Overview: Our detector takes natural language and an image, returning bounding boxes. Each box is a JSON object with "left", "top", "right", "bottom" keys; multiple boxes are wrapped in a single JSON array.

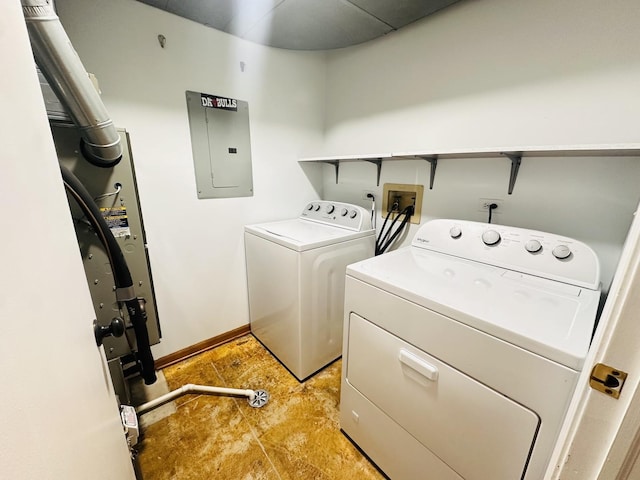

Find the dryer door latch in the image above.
[{"left": 589, "top": 363, "right": 627, "bottom": 399}]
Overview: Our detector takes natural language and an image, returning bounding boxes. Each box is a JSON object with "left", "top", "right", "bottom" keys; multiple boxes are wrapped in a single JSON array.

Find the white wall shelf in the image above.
[
  {"left": 300, "top": 145, "right": 640, "bottom": 194},
  {"left": 303, "top": 154, "right": 392, "bottom": 186}
]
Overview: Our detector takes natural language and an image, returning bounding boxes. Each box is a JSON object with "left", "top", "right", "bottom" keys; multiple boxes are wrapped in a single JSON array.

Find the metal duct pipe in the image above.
[{"left": 22, "top": 0, "right": 122, "bottom": 167}]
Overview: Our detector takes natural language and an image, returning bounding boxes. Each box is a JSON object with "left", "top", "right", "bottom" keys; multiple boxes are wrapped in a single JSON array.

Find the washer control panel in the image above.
[
  {"left": 301, "top": 201, "right": 372, "bottom": 231},
  {"left": 414, "top": 219, "right": 600, "bottom": 290}
]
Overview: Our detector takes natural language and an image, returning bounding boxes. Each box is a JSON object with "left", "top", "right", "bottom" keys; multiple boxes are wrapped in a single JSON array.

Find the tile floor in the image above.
[{"left": 135, "top": 334, "right": 386, "bottom": 480}]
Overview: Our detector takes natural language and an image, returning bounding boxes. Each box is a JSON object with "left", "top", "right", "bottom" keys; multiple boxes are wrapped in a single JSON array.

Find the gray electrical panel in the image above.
[
  {"left": 186, "top": 90, "right": 253, "bottom": 199},
  {"left": 53, "top": 126, "right": 161, "bottom": 365}
]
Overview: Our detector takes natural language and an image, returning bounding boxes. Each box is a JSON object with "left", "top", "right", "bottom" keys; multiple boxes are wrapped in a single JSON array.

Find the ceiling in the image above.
[{"left": 136, "top": 0, "right": 462, "bottom": 50}]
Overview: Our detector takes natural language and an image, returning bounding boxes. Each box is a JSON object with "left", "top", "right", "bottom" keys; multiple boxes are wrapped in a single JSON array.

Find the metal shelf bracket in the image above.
[
  {"left": 321, "top": 160, "right": 340, "bottom": 184},
  {"left": 419, "top": 156, "right": 438, "bottom": 190},
  {"left": 364, "top": 158, "right": 383, "bottom": 186},
  {"left": 501, "top": 152, "right": 522, "bottom": 195}
]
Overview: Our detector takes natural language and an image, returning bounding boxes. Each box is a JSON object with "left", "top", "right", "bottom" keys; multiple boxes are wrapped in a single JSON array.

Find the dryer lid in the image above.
[{"left": 346, "top": 247, "right": 601, "bottom": 370}]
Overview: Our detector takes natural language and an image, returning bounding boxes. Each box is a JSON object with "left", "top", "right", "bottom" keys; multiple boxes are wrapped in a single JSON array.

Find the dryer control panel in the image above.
[
  {"left": 412, "top": 219, "right": 600, "bottom": 290},
  {"left": 301, "top": 201, "right": 372, "bottom": 232}
]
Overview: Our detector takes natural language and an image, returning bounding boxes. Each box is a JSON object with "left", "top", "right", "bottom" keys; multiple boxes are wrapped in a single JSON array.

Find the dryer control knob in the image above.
[
  {"left": 340, "top": 208, "right": 348, "bottom": 217},
  {"left": 326, "top": 204, "right": 335, "bottom": 214},
  {"left": 525, "top": 239, "right": 542, "bottom": 253},
  {"left": 449, "top": 225, "right": 462, "bottom": 239},
  {"left": 314, "top": 204, "right": 321, "bottom": 211},
  {"left": 482, "top": 229, "right": 501, "bottom": 246},
  {"left": 306, "top": 204, "right": 314, "bottom": 211},
  {"left": 552, "top": 245, "right": 572, "bottom": 259},
  {"left": 349, "top": 210, "right": 358, "bottom": 219}
]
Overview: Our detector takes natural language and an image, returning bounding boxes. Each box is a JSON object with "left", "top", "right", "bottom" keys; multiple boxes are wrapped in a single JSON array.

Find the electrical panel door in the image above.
[{"left": 186, "top": 90, "right": 253, "bottom": 199}]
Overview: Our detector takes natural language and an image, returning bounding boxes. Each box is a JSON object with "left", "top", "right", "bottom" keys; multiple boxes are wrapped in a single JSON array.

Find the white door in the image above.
[
  {"left": 0, "top": 3, "right": 136, "bottom": 479},
  {"left": 547, "top": 204, "right": 640, "bottom": 479}
]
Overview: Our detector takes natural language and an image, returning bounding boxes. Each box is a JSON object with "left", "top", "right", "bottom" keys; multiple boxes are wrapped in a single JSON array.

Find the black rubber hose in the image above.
[
  {"left": 60, "top": 165, "right": 157, "bottom": 384},
  {"left": 375, "top": 208, "right": 395, "bottom": 255},
  {"left": 377, "top": 205, "right": 413, "bottom": 255},
  {"left": 124, "top": 298, "right": 156, "bottom": 385},
  {"left": 378, "top": 205, "right": 414, "bottom": 255},
  {"left": 61, "top": 165, "right": 131, "bottom": 284}
]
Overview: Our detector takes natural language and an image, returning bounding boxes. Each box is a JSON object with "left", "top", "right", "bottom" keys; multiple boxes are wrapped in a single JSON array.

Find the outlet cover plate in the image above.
[
  {"left": 477, "top": 198, "right": 504, "bottom": 213},
  {"left": 361, "top": 189, "right": 377, "bottom": 200}
]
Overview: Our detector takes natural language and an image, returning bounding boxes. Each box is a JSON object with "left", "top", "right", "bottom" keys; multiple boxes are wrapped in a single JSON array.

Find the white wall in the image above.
[
  {"left": 318, "top": 0, "right": 640, "bottom": 292},
  {"left": 1, "top": 2, "right": 135, "bottom": 478},
  {"left": 323, "top": 0, "right": 640, "bottom": 153},
  {"left": 56, "top": 0, "right": 326, "bottom": 357}
]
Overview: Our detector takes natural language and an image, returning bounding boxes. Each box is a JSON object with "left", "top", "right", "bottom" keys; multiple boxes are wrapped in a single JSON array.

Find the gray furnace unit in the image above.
[{"left": 53, "top": 125, "right": 161, "bottom": 402}]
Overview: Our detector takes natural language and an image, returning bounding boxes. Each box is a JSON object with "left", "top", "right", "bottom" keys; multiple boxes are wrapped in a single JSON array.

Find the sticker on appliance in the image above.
[{"left": 100, "top": 207, "right": 130, "bottom": 238}]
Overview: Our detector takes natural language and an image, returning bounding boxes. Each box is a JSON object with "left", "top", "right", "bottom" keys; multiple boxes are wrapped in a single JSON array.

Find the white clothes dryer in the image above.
[
  {"left": 245, "top": 201, "right": 375, "bottom": 381},
  {"left": 340, "top": 219, "right": 601, "bottom": 480}
]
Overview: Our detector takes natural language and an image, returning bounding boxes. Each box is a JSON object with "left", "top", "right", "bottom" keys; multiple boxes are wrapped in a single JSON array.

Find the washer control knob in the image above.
[
  {"left": 349, "top": 210, "right": 358, "bottom": 219},
  {"left": 314, "top": 204, "right": 321, "bottom": 211},
  {"left": 449, "top": 225, "right": 462, "bottom": 239},
  {"left": 525, "top": 239, "right": 542, "bottom": 253},
  {"left": 552, "top": 245, "right": 572, "bottom": 259},
  {"left": 307, "top": 204, "right": 314, "bottom": 211},
  {"left": 482, "top": 229, "right": 501, "bottom": 246},
  {"left": 340, "top": 208, "right": 348, "bottom": 217},
  {"left": 326, "top": 204, "right": 335, "bottom": 214}
]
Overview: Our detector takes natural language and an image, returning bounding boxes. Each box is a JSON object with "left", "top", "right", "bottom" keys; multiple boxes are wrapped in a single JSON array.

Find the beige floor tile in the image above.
[{"left": 137, "top": 335, "right": 385, "bottom": 480}]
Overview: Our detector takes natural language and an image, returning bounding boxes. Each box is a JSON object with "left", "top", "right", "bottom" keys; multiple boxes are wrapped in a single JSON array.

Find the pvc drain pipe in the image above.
[{"left": 136, "top": 384, "right": 269, "bottom": 415}]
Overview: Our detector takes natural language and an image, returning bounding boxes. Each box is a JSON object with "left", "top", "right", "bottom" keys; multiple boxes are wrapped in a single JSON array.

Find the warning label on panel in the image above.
[{"left": 100, "top": 207, "right": 130, "bottom": 238}]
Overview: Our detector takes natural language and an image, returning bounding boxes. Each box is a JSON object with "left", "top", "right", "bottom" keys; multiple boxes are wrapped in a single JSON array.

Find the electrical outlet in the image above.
[
  {"left": 477, "top": 198, "right": 504, "bottom": 213},
  {"left": 362, "top": 190, "right": 376, "bottom": 200}
]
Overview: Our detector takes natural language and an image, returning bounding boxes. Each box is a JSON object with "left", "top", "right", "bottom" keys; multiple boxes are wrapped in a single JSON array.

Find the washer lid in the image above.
[
  {"left": 347, "top": 247, "right": 601, "bottom": 370},
  {"left": 245, "top": 218, "right": 374, "bottom": 251}
]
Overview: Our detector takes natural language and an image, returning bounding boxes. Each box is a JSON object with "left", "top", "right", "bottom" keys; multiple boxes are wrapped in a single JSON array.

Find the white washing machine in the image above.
[
  {"left": 245, "top": 201, "right": 375, "bottom": 381},
  {"left": 340, "top": 219, "right": 601, "bottom": 480}
]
